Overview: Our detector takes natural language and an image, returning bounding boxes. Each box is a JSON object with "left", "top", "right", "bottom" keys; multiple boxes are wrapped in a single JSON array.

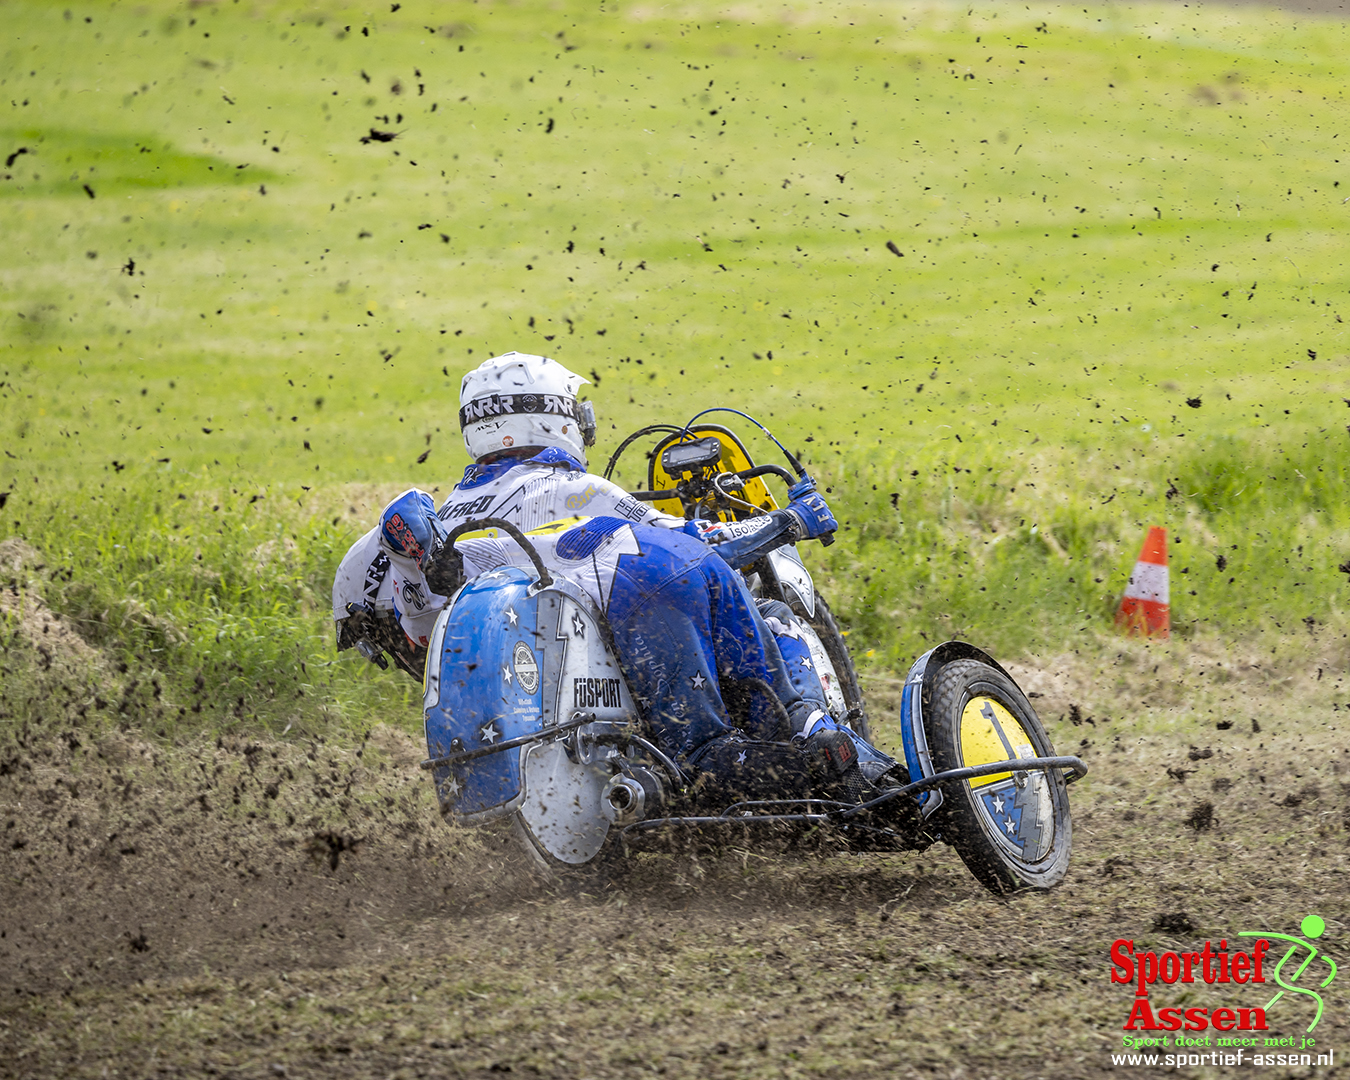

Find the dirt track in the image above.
[{"left": 4, "top": 635, "right": 1348, "bottom": 1078}]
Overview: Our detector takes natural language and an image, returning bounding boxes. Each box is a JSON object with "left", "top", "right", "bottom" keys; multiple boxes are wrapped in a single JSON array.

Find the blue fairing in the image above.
[
  {"left": 897, "top": 640, "right": 1014, "bottom": 820},
  {"left": 898, "top": 647, "right": 941, "bottom": 817},
  {"left": 424, "top": 567, "right": 545, "bottom": 819}
]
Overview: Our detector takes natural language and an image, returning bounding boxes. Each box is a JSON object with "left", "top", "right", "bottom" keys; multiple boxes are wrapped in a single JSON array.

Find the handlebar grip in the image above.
[{"left": 819, "top": 531, "right": 836, "bottom": 547}]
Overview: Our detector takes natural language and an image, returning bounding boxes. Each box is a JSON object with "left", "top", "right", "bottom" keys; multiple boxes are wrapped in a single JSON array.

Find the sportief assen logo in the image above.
[
  {"left": 1109, "top": 916, "right": 1337, "bottom": 1065},
  {"left": 1112, "top": 936, "right": 1272, "bottom": 1033}
]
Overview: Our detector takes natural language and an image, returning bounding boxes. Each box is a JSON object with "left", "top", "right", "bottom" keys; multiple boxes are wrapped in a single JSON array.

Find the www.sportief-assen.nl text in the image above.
[{"left": 1111, "top": 1048, "right": 1334, "bottom": 1068}]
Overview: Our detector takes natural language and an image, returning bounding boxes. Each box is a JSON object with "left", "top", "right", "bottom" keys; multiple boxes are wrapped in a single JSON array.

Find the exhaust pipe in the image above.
[
  {"left": 602, "top": 775, "right": 646, "bottom": 825},
  {"left": 602, "top": 766, "right": 665, "bottom": 826}
]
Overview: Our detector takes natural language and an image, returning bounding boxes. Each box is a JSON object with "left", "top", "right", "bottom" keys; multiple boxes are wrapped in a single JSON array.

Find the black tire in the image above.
[
  {"left": 926, "top": 658, "right": 1072, "bottom": 894},
  {"left": 798, "top": 594, "right": 871, "bottom": 743}
]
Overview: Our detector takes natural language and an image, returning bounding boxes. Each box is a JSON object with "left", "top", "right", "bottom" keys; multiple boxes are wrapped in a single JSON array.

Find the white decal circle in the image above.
[{"left": 513, "top": 642, "right": 539, "bottom": 694}]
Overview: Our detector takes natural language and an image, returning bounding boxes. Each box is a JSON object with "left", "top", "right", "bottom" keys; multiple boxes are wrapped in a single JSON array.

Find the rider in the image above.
[
  {"left": 331, "top": 488, "right": 447, "bottom": 679},
  {"left": 334, "top": 351, "right": 906, "bottom": 803},
  {"left": 442, "top": 351, "right": 847, "bottom": 719}
]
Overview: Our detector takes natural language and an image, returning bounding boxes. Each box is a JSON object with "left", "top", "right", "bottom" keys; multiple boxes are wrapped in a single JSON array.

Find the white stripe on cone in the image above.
[{"left": 1124, "top": 561, "right": 1169, "bottom": 605}]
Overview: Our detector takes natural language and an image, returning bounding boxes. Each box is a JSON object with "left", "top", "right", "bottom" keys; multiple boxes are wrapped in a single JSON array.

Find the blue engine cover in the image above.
[
  {"left": 422, "top": 566, "right": 636, "bottom": 822},
  {"left": 423, "top": 568, "right": 545, "bottom": 820}
]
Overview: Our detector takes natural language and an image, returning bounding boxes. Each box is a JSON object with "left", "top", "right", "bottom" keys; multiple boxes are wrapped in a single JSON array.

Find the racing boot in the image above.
[
  {"left": 795, "top": 710, "right": 913, "bottom": 819},
  {"left": 799, "top": 725, "right": 869, "bottom": 804}
]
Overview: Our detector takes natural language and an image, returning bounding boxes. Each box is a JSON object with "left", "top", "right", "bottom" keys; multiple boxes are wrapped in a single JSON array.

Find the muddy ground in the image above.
[{"left": 4, "top": 608, "right": 1350, "bottom": 1080}]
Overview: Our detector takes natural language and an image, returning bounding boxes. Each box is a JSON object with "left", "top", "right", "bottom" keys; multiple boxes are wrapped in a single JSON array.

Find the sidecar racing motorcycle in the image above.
[{"left": 418, "top": 413, "right": 1086, "bottom": 895}]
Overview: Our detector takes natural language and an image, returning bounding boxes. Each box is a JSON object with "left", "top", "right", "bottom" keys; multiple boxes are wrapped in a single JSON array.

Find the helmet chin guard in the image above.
[{"left": 460, "top": 352, "right": 594, "bottom": 463}]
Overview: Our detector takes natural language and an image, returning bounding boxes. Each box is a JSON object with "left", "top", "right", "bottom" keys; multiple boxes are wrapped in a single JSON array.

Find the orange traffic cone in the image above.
[{"left": 1115, "top": 527, "right": 1170, "bottom": 639}]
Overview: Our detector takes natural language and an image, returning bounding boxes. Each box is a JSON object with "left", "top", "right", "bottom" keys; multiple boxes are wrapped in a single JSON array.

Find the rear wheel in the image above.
[{"left": 926, "top": 659, "right": 1072, "bottom": 894}]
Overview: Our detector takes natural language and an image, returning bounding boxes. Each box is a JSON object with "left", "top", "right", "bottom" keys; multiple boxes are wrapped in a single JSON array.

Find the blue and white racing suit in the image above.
[
  {"left": 452, "top": 515, "right": 813, "bottom": 762},
  {"left": 438, "top": 446, "right": 669, "bottom": 534}
]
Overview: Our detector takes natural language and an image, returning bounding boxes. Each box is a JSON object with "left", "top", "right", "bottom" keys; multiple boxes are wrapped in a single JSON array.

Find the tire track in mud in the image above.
[
  {"left": 0, "top": 722, "right": 959, "bottom": 1000},
  {"left": 0, "top": 725, "right": 496, "bottom": 996}
]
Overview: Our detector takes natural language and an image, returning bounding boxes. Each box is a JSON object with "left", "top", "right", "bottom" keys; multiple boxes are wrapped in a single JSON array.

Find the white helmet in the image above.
[{"left": 459, "top": 351, "right": 596, "bottom": 463}]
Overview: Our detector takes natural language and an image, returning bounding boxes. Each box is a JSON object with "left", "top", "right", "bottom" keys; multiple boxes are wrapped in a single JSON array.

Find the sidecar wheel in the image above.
[
  {"left": 795, "top": 595, "right": 871, "bottom": 743},
  {"left": 927, "top": 659, "right": 1072, "bottom": 894}
]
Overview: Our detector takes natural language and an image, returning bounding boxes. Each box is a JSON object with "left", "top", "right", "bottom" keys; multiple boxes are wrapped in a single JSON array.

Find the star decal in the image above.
[
  {"left": 798, "top": 656, "right": 814, "bottom": 671},
  {"left": 736, "top": 750, "right": 748, "bottom": 765},
  {"left": 690, "top": 672, "right": 707, "bottom": 690},
  {"left": 445, "top": 773, "right": 462, "bottom": 797},
  {"left": 1003, "top": 816, "right": 1017, "bottom": 836},
  {"left": 571, "top": 612, "right": 586, "bottom": 638},
  {"left": 504, "top": 606, "right": 519, "bottom": 627},
  {"left": 992, "top": 793, "right": 1005, "bottom": 814},
  {"left": 502, "top": 663, "right": 514, "bottom": 685},
  {"left": 479, "top": 721, "right": 501, "bottom": 744}
]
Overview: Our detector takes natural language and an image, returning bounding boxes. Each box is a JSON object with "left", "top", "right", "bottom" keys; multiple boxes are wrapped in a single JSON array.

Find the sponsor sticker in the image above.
[{"left": 512, "top": 642, "right": 539, "bottom": 694}]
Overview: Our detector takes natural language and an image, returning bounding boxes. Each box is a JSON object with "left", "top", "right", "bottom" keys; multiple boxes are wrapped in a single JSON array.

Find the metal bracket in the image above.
[{"left": 420, "top": 712, "right": 595, "bottom": 770}]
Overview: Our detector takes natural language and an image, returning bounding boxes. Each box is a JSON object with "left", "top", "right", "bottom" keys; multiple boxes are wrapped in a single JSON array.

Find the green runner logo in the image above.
[{"left": 1238, "top": 915, "right": 1337, "bottom": 1033}]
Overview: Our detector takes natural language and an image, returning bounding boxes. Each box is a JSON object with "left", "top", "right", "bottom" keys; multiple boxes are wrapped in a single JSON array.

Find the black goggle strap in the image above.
[{"left": 459, "top": 392, "right": 582, "bottom": 429}]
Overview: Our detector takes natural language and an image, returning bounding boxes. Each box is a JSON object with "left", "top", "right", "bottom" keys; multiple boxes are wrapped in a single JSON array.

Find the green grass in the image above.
[
  {"left": 822, "top": 429, "right": 1350, "bottom": 665},
  {"left": 3, "top": 0, "right": 1349, "bottom": 736}
]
